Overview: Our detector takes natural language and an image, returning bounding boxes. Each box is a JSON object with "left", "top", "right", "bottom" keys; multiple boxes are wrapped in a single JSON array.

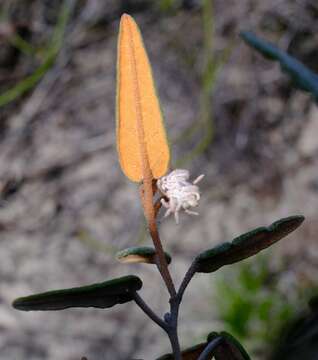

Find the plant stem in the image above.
[
  {"left": 167, "top": 297, "right": 182, "bottom": 360},
  {"left": 133, "top": 292, "right": 168, "bottom": 331},
  {"left": 139, "top": 184, "right": 176, "bottom": 298},
  {"left": 134, "top": 289, "right": 183, "bottom": 359},
  {"left": 197, "top": 337, "right": 223, "bottom": 360},
  {"left": 167, "top": 328, "right": 182, "bottom": 360},
  {"left": 177, "top": 261, "right": 198, "bottom": 302},
  {"left": 139, "top": 179, "right": 182, "bottom": 358},
  {"left": 163, "top": 263, "right": 198, "bottom": 359},
  {"left": 139, "top": 181, "right": 180, "bottom": 356},
  {"left": 150, "top": 222, "right": 177, "bottom": 297}
]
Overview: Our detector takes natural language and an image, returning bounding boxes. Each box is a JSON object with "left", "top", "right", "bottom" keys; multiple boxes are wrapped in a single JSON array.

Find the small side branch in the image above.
[
  {"left": 133, "top": 292, "right": 168, "bottom": 332},
  {"left": 177, "top": 261, "right": 198, "bottom": 302}
]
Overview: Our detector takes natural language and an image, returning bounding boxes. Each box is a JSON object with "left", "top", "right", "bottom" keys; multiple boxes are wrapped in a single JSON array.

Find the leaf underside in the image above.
[
  {"left": 12, "top": 275, "right": 142, "bottom": 311},
  {"left": 240, "top": 31, "right": 318, "bottom": 101},
  {"left": 196, "top": 215, "right": 304, "bottom": 273},
  {"left": 116, "top": 246, "right": 172, "bottom": 265},
  {"left": 116, "top": 14, "right": 170, "bottom": 182}
]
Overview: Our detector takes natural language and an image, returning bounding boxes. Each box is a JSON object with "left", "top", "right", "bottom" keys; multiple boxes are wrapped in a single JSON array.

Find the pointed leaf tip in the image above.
[
  {"left": 116, "top": 13, "right": 170, "bottom": 182},
  {"left": 12, "top": 275, "right": 142, "bottom": 311}
]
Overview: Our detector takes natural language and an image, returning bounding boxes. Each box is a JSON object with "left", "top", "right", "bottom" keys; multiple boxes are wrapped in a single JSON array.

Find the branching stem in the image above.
[
  {"left": 133, "top": 292, "right": 167, "bottom": 331},
  {"left": 139, "top": 184, "right": 176, "bottom": 298},
  {"left": 139, "top": 181, "right": 181, "bottom": 358},
  {"left": 177, "top": 261, "right": 198, "bottom": 302}
]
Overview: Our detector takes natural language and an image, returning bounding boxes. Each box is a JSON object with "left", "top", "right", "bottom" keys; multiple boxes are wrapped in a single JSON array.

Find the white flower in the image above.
[{"left": 157, "top": 169, "right": 204, "bottom": 224}]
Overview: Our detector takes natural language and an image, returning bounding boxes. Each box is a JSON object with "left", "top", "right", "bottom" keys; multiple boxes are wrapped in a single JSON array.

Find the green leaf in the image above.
[
  {"left": 196, "top": 216, "right": 304, "bottom": 273},
  {"left": 272, "top": 297, "right": 318, "bottom": 360},
  {"left": 207, "top": 332, "right": 250, "bottom": 360},
  {"left": 240, "top": 31, "right": 318, "bottom": 101},
  {"left": 12, "top": 275, "right": 142, "bottom": 311},
  {"left": 116, "top": 246, "right": 171, "bottom": 265}
]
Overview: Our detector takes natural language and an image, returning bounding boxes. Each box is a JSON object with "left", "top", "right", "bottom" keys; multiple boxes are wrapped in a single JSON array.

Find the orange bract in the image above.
[{"left": 116, "top": 14, "right": 170, "bottom": 182}]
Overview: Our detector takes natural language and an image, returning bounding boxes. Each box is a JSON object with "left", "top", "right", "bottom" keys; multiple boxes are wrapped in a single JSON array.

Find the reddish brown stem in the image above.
[
  {"left": 154, "top": 195, "right": 168, "bottom": 217},
  {"left": 139, "top": 183, "right": 176, "bottom": 298}
]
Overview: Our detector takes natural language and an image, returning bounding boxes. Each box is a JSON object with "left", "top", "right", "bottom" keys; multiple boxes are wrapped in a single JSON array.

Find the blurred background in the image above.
[{"left": 0, "top": 0, "right": 318, "bottom": 359}]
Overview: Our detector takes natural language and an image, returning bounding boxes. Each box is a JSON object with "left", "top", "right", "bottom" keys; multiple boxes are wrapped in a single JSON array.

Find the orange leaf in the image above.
[{"left": 116, "top": 14, "right": 170, "bottom": 182}]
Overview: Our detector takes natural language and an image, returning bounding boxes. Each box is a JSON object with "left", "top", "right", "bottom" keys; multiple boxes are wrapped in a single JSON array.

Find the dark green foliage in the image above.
[
  {"left": 271, "top": 296, "right": 318, "bottom": 360},
  {"left": 240, "top": 32, "right": 318, "bottom": 101},
  {"left": 12, "top": 275, "right": 142, "bottom": 311},
  {"left": 116, "top": 246, "right": 172, "bottom": 265},
  {"left": 309, "top": 295, "right": 318, "bottom": 310},
  {"left": 215, "top": 258, "right": 273, "bottom": 341},
  {"left": 195, "top": 215, "right": 304, "bottom": 273},
  {"left": 214, "top": 254, "right": 314, "bottom": 357}
]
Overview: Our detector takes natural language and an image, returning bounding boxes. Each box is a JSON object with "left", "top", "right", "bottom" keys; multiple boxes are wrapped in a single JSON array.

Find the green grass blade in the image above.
[
  {"left": 0, "top": 0, "right": 71, "bottom": 108},
  {"left": 240, "top": 31, "right": 318, "bottom": 100}
]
